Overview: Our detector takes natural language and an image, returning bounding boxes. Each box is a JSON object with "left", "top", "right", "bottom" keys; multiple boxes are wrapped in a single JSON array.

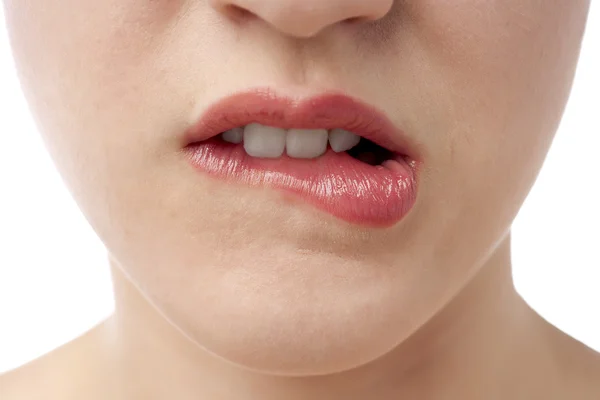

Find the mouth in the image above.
[{"left": 182, "top": 89, "right": 421, "bottom": 227}]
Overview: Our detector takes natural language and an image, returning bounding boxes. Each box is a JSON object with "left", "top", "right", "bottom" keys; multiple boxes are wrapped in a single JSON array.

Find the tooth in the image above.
[
  {"left": 243, "top": 123, "right": 286, "bottom": 158},
  {"left": 222, "top": 127, "right": 243, "bottom": 144},
  {"left": 286, "top": 129, "right": 328, "bottom": 159},
  {"left": 329, "top": 129, "right": 361, "bottom": 153}
]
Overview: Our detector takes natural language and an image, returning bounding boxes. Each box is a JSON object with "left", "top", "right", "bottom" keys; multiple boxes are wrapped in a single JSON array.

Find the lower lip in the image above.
[{"left": 185, "top": 139, "right": 419, "bottom": 227}]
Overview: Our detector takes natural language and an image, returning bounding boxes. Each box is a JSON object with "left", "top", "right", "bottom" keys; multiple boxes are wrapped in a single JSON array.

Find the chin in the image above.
[{"left": 140, "top": 252, "right": 430, "bottom": 377}]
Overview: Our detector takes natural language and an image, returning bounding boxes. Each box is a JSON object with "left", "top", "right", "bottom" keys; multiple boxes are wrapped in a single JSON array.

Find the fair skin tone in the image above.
[{"left": 1, "top": 0, "right": 599, "bottom": 398}]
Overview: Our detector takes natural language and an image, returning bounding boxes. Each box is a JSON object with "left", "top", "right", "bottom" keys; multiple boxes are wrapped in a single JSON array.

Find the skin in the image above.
[{"left": 1, "top": 0, "right": 599, "bottom": 398}]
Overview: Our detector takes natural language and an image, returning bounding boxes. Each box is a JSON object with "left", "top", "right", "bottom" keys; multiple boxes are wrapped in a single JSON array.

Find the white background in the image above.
[{"left": 0, "top": 3, "right": 599, "bottom": 374}]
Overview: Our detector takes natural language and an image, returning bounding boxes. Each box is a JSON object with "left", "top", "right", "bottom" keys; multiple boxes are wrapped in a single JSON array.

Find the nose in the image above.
[{"left": 210, "top": 0, "right": 394, "bottom": 38}]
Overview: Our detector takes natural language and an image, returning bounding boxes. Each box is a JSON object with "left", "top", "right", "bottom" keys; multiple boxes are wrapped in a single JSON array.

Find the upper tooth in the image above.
[
  {"left": 243, "top": 123, "right": 286, "bottom": 158},
  {"left": 286, "top": 129, "right": 328, "bottom": 159},
  {"left": 222, "top": 127, "right": 244, "bottom": 144},
  {"left": 328, "top": 129, "right": 361, "bottom": 153},
  {"left": 231, "top": 125, "right": 362, "bottom": 158}
]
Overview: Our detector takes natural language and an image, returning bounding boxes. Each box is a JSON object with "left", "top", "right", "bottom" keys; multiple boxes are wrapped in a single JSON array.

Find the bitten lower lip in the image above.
[{"left": 182, "top": 89, "right": 421, "bottom": 227}]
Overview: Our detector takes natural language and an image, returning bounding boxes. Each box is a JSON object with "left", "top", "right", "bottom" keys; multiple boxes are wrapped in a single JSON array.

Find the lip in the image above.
[
  {"left": 182, "top": 88, "right": 421, "bottom": 227},
  {"left": 184, "top": 88, "right": 421, "bottom": 160}
]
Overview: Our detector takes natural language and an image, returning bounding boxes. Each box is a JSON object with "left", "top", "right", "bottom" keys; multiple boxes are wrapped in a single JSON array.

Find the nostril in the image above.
[
  {"left": 341, "top": 16, "right": 373, "bottom": 31},
  {"left": 222, "top": 4, "right": 256, "bottom": 22},
  {"left": 210, "top": 0, "right": 393, "bottom": 39},
  {"left": 344, "top": 16, "right": 368, "bottom": 24}
]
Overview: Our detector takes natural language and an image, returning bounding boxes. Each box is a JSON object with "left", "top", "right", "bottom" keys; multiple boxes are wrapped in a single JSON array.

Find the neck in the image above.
[{"left": 101, "top": 235, "right": 555, "bottom": 400}]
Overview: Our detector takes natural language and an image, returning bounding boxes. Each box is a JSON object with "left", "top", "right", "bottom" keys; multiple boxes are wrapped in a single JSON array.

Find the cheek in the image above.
[
  {"left": 389, "top": 0, "right": 590, "bottom": 274},
  {"left": 414, "top": 0, "right": 588, "bottom": 197},
  {"left": 3, "top": 0, "right": 193, "bottom": 213},
  {"left": 3, "top": 0, "right": 187, "bottom": 132}
]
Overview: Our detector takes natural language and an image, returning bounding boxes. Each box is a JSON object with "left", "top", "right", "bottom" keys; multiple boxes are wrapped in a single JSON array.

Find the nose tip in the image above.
[{"left": 210, "top": 0, "right": 394, "bottom": 38}]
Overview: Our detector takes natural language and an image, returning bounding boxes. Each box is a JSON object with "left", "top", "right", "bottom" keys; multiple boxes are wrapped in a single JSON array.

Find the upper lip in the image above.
[{"left": 184, "top": 88, "right": 420, "bottom": 160}]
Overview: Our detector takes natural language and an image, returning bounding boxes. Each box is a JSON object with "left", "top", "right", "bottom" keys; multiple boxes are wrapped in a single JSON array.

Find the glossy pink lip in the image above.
[{"left": 183, "top": 88, "right": 421, "bottom": 227}]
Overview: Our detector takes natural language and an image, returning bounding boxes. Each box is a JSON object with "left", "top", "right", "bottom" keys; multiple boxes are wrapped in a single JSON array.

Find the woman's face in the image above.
[{"left": 2, "top": 0, "right": 590, "bottom": 375}]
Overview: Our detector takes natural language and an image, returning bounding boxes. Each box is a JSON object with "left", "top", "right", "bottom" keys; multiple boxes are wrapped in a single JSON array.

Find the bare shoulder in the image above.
[
  {"left": 0, "top": 322, "right": 109, "bottom": 400},
  {"left": 0, "top": 351, "right": 65, "bottom": 400},
  {"left": 565, "top": 339, "right": 600, "bottom": 398},
  {"left": 0, "top": 343, "right": 77, "bottom": 400},
  {"left": 542, "top": 318, "right": 600, "bottom": 399}
]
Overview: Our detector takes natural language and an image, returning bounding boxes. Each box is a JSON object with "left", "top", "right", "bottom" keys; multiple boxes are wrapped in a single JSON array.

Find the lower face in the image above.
[{"left": 2, "top": 0, "right": 590, "bottom": 375}]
